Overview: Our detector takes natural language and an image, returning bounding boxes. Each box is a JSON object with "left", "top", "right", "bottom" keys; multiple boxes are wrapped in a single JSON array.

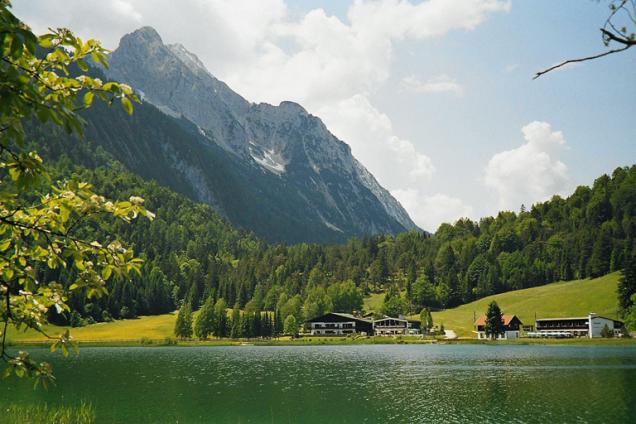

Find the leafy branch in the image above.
[{"left": 0, "top": 0, "right": 152, "bottom": 387}]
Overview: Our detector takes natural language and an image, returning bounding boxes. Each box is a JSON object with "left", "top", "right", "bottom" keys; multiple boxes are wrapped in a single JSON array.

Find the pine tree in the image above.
[
  {"left": 237, "top": 283, "right": 249, "bottom": 308},
  {"left": 261, "top": 312, "right": 272, "bottom": 338},
  {"left": 174, "top": 302, "right": 193, "bottom": 339},
  {"left": 241, "top": 313, "right": 253, "bottom": 339},
  {"left": 419, "top": 308, "right": 434, "bottom": 334},
  {"left": 274, "top": 309, "right": 283, "bottom": 338},
  {"left": 590, "top": 225, "right": 613, "bottom": 277},
  {"left": 618, "top": 249, "right": 636, "bottom": 314},
  {"left": 484, "top": 301, "right": 503, "bottom": 340},
  {"left": 194, "top": 296, "right": 215, "bottom": 339},
  {"left": 230, "top": 302, "right": 241, "bottom": 339},
  {"left": 253, "top": 311, "right": 262, "bottom": 338},
  {"left": 212, "top": 298, "right": 228, "bottom": 338}
]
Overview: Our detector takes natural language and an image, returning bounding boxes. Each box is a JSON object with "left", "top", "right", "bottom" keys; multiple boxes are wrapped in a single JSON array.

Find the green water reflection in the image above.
[{"left": 1, "top": 344, "right": 635, "bottom": 423}]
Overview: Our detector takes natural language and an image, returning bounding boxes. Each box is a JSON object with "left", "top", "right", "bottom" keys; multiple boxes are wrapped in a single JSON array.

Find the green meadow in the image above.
[{"left": 431, "top": 272, "right": 621, "bottom": 337}]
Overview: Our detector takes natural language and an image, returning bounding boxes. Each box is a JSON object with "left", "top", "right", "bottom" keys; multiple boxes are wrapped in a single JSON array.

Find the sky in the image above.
[{"left": 13, "top": 0, "right": 636, "bottom": 232}]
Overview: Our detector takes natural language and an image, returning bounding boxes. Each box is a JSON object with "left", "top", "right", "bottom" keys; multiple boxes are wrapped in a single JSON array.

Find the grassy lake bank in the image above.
[
  {"left": 6, "top": 273, "right": 627, "bottom": 348},
  {"left": 8, "top": 334, "right": 636, "bottom": 349}
]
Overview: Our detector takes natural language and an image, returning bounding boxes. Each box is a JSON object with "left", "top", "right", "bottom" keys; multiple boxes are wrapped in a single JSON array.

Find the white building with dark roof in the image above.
[
  {"left": 304, "top": 313, "right": 420, "bottom": 336},
  {"left": 534, "top": 313, "right": 623, "bottom": 338},
  {"left": 304, "top": 313, "right": 373, "bottom": 336}
]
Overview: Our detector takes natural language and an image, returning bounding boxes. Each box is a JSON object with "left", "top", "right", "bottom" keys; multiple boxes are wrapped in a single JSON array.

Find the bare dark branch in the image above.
[{"left": 534, "top": 44, "right": 632, "bottom": 80}]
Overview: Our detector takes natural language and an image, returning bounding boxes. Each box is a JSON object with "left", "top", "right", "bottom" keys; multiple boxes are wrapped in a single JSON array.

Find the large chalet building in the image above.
[
  {"left": 305, "top": 313, "right": 373, "bottom": 336},
  {"left": 305, "top": 313, "right": 420, "bottom": 336},
  {"left": 533, "top": 313, "right": 624, "bottom": 338}
]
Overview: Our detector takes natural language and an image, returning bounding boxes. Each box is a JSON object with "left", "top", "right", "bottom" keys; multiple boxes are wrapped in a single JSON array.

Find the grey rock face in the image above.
[{"left": 106, "top": 26, "right": 419, "bottom": 240}]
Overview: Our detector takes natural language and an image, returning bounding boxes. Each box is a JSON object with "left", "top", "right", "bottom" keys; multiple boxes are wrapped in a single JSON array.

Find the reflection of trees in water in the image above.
[{"left": 2, "top": 346, "right": 636, "bottom": 422}]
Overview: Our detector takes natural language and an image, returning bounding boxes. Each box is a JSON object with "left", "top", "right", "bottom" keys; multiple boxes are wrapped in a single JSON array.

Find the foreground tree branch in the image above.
[
  {"left": 0, "top": 0, "right": 153, "bottom": 387},
  {"left": 534, "top": 43, "right": 632, "bottom": 79},
  {"left": 535, "top": 0, "right": 635, "bottom": 79}
]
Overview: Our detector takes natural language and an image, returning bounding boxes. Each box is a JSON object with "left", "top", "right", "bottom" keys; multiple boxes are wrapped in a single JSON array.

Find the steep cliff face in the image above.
[{"left": 102, "top": 26, "right": 419, "bottom": 243}]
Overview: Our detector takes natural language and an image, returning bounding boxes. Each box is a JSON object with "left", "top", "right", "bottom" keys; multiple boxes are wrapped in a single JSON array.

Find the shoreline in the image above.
[{"left": 7, "top": 335, "right": 636, "bottom": 348}]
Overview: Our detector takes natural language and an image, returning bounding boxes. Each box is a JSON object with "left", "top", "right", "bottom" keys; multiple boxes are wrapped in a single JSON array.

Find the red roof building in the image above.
[{"left": 474, "top": 314, "right": 523, "bottom": 340}]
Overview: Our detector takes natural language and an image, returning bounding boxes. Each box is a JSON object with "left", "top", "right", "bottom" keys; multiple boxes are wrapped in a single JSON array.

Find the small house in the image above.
[{"left": 474, "top": 314, "right": 523, "bottom": 340}]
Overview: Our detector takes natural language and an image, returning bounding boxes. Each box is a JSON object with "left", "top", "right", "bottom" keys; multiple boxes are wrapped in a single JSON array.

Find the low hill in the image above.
[{"left": 431, "top": 272, "right": 620, "bottom": 337}]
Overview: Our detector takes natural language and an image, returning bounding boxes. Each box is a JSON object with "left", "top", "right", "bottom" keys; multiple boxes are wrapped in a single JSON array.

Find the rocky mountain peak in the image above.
[
  {"left": 119, "top": 26, "right": 164, "bottom": 49},
  {"left": 105, "top": 27, "right": 420, "bottom": 239}
]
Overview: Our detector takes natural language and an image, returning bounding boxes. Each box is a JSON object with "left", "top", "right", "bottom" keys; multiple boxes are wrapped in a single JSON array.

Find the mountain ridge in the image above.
[{"left": 105, "top": 26, "right": 419, "bottom": 241}]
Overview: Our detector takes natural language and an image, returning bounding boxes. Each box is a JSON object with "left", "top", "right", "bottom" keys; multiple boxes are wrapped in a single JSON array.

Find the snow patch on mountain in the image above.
[{"left": 249, "top": 142, "right": 286, "bottom": 174}]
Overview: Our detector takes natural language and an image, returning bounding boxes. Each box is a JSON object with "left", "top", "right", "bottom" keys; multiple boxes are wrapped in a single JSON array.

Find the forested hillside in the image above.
[{"left": 31, "top": 121, "right": 636, "bottom": 325}]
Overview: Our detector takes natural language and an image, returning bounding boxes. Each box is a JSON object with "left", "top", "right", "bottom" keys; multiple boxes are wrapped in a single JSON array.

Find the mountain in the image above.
[{"left": 100, "top": 26, "right": 417, "bottom": 243}]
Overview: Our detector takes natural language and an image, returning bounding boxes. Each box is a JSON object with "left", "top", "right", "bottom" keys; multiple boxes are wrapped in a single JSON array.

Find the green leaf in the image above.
[
  {"left": 83, "top": 91, "right": 94, "bottom": 107},
  {"left": 121, "top": 96, "right": 134, "bottom": 115},
  {"left": 0, "top": 238, "right": 11, "bottom": 252},
  {"left": 102, "top": 265, "right": 113, "bottom": 280}
]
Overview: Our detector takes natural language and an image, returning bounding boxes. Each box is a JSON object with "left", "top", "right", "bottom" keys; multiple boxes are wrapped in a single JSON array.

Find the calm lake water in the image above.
[{"left": 2, "top": 344, "right": 636, "bottom": 423}]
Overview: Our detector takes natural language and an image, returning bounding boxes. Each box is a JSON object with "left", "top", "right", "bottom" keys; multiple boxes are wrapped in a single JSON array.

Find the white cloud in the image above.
[
  {"left": 316, "top": 94, "right": 435, "bottom": 190},
  {"left": 484, "top": 121, "right": 570, "bottom": 211},
  {"left": 13, "top": 0, "right": 510, "bottom": 231},
  {"left": 401, "top": 74, "right": 463, "bottom": 96},
  {"left": 392, "top": 190, "right": 474, "bottom": 231}
]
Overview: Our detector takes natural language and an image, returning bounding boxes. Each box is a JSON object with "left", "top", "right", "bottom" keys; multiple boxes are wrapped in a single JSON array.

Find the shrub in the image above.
[
  {"left": 600, "top": 324, "right": 613, "bottom": 338},
  {"left": 101, "top": 310, "right": 113, "bottom": 322},
  {"left": 120, "top": 306, "right": 132, "bottom": 319},
  {"left": 162, "top": 337, "right": 178, "bottom": 346},
  {"left": 69, "top": 311, "right": 83, "bottom": 328}
]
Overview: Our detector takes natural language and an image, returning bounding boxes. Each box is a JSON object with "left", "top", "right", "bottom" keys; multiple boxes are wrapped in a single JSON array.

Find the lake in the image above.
[{"left": 2, "top": 344, "right": 636, "bottom": 423}]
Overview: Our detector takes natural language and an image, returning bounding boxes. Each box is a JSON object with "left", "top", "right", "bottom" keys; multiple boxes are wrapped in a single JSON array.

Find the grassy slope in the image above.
[
  {"left": 431, "top": 272, "right": 620, "bottom": 337},
  {"left": 363, "top": 292, "right": 385, "bottom": 313},
  {"left": 7, "top": 313, "right": 179, "bottom": 343}
]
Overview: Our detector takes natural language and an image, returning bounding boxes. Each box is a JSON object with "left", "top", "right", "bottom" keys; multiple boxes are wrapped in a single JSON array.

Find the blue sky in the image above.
[
  {"left": 13, "top": 0, "right": 635, "bottom": 230},
  {"left": 377, "top": 0, "right": 635, "bottom": 218}
]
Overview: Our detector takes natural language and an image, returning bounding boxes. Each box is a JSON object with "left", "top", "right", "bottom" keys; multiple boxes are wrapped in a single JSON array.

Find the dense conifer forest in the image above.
[{"left": 30, "top": 121, "right": 636, "bottom": 327}]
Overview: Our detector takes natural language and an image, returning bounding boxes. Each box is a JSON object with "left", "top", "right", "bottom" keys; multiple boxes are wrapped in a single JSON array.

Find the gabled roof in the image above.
[
  {"left": 474, "top": 314, "right": 521, "bottom": 326},
  {"left": 374, "top": 317, "right": 408, "bottom": 324},
  {"left": 305, "top": 312, "right": 372, "bottom": 323}
]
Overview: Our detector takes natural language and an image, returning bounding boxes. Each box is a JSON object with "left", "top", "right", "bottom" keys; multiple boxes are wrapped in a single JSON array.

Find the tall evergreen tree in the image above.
[
  {"left": 212, "top": 298, "right": 228, "bottom": 338},
  {"left": 230, "top": 302, "right": 242, "bottom": 339},
  {"left": 590, "top": 224, "right": 613, "bottom": 277},
  {"left": 419, "top": 308, "right": 433, "bottom": 334},
  {"left": 174, "top": 302, "right": 193, "bottom": 339},
  {"left": 618, "top": 249, "right": 636, "bottom": 314},
  {"left": 240, "top": 313, "right": 253, "bottom": 339},
  {"left": 484, "top": 301, "right": 504, "bottom": 340},
  {"left": 194, "top": 296, "right": 216, "bottom": 339},
  {"left": 274, "top": 309, "right": 283, "bottom": 338}
]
